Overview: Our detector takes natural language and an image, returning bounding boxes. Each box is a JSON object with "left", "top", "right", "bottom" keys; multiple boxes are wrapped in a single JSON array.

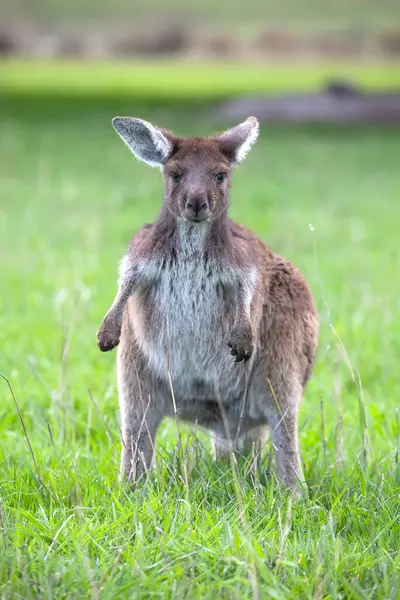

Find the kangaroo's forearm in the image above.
[
  {"left": 107, "top": 276, "right": 136, "bottom": 321},
  {"left": 97, "top": 257, "right": 138, "bottom": 351},
  {"left": 105, "top": 253, "right": 141, "bottom": 320},
  {"left": 234, "top": 277, "right": 253, "bottom": 328},
  {"left": 227, "top": 276, "right": 255, "bottom": 363}
]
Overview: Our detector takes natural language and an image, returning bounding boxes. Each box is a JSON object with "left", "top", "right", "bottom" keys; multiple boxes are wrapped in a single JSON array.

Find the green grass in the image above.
[
  {"left": 1, "top": 77, "right": 400, "bottom": 598},
  {"left": 1, "top": 59, "right": 400, "bottom": 103}
]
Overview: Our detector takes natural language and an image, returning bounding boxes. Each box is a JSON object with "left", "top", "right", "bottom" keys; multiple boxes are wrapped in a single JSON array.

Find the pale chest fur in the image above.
[{"left": 129, "top": 225, "right": 244, "bottom": 398}]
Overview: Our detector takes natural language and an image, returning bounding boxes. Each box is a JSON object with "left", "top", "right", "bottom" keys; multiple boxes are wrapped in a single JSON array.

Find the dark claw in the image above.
[
  {"left": 99, "top": 342, "right": 115, "bottom": 352},
  {"left": 228, "top": 337, "right": 254, "bottom": 364},
  {"left": 230, "top": 347, "right": 253, "bottom": 363},
  {"left": 97, "top": 333, "right": 120, "bottom": 352}
]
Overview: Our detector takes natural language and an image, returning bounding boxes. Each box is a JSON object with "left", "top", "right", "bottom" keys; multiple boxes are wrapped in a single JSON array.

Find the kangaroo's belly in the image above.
[{"left": 129, "top": 264, "right": 245, "bottom": 398}]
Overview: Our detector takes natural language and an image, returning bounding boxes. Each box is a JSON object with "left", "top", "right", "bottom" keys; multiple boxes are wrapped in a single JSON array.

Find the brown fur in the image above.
[{"left": 97, "top": 117, "right": 319, "bottom": 493}]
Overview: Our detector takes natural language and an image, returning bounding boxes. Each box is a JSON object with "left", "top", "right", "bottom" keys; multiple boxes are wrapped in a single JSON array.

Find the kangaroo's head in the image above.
[{"left": 112, "top": 116, "right": 259, "bottom": 223}]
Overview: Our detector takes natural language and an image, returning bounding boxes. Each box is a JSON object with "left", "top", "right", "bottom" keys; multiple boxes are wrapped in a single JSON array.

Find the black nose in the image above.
[{"left": 186, "top": 198, "right": 208, "bottom": 215}]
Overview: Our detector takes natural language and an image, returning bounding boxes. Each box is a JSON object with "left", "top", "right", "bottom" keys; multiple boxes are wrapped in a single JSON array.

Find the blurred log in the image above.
[{"left": 216, "top": 82, "right": 400, "bottom": 124}]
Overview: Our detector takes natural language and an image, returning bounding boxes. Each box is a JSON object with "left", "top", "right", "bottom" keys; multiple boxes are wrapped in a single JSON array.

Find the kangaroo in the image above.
[{"left": 97, "top": 116, "right": 319, "bottom": 492}]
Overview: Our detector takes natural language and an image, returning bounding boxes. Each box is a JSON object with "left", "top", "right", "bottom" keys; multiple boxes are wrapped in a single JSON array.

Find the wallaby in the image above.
[{"left": 98, "top": 116, "right": 319, "bottom": 493}]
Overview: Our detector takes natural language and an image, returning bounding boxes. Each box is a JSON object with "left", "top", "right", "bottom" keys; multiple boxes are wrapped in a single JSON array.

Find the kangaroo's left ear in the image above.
[{"left": 217, "top": 116, "right": 259, "bottom": 165}]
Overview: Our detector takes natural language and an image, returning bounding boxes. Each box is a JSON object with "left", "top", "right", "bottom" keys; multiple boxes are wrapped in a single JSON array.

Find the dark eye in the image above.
[
  {"left": 215, "top": 173, "right": 226, "bottom": 183},
  {"left": 171, "top": 172, "right": 182, "bottom": 184}
]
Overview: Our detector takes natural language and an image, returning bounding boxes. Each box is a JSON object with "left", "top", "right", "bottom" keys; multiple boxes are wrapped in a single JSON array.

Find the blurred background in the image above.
[
  {"left": 2, "top": 0, "right": 400, "bottom": 62},
  {"left": 1, "top": 0, "right": 400, "bottom": 119}
]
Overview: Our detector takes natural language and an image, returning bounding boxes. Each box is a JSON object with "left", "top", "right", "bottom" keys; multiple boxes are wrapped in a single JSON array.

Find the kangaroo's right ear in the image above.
[{"left": 112, "top": 117, "right": 174, "bottom": 168}]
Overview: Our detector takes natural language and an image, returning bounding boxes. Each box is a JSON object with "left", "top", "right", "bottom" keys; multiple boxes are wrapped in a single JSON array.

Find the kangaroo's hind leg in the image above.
[{"left": 117, "top": 312, "right": 165, "bottom": 483}]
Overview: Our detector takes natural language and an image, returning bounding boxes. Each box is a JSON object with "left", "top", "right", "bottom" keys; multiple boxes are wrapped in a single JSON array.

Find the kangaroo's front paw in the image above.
[
  {"left": 97, "top": 320, "right": 121, "bottom": 352},
  {"left": 227, "top": 326, "right": 254, "bottom": 363}
]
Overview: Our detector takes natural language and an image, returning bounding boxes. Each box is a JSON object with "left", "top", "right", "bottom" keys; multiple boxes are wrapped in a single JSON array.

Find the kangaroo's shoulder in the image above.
[
  {"left": 229, "top": 219, "right": 273, "bottom": 269},
  {"left": 230, "top": 219, "right": 254, "bottom": 241},
  {"left": 127, "top": 219, "right": 175, "bottom": 260},
  {"left": 266, "top": 253, "right": 317, "bottom": 319}
]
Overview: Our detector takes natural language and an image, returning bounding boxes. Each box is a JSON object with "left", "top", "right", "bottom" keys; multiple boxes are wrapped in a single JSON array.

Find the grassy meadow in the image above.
[{"left": 0, "top": 60, "right": 400, "bottom": 598}]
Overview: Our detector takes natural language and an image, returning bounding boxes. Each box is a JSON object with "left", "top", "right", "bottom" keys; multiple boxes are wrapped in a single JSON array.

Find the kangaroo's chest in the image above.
[
  {"left": 146, "top": 259, "right": 235, "bottom": 349},
  {"left": 133, "top": 256, "right": 237, "bottom": 387}
]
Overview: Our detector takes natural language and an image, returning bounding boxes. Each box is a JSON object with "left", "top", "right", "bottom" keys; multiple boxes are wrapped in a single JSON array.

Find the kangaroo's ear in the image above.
[
  {"left": 217, "top": 116, "right": 259, "bottom": 165},
  {"left": 112, "top": 117, "right": 174, "bottom": 168}
]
